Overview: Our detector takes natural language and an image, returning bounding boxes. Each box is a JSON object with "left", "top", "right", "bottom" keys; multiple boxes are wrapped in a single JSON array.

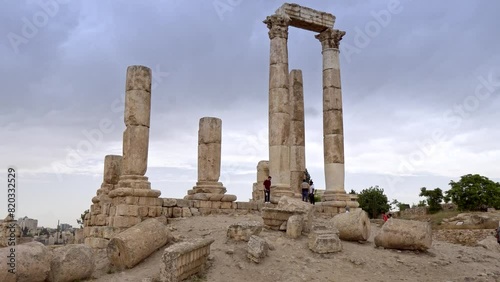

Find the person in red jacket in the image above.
[
  {"left": 382, "top": 212, "right": 388, "bottom": 222},
  {"left": 263, "top": 176, "right": 272, "bottom": 203}
]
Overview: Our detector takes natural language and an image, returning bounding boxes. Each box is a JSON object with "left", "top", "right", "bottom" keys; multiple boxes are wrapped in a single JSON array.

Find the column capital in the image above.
[
  {"left": 263, "top": 14, "right": 290, "bottom": 39},
  {"left": 315, "top": 28, "right": 346, "bottom": 49}
]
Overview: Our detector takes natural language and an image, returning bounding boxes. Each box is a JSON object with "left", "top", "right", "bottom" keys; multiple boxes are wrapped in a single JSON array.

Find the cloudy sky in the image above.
[{"left": 1, "top": 0, "right": 499, "bottom": 227}]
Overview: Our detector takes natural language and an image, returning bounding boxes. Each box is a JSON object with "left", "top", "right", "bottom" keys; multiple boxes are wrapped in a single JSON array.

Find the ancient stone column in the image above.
[
  {"left": 263, "top": 14, "right": 293, "bottom": 197},
  {"left": 193, "top": 117, "right": 225, "bottom": 194},
  {"left": 104, "top": 65, "right": 162, "bottom": 230},
  {"left": 118, "top": 65, "right": 152, "bottom": 190},
  {"left": 289, "top": 69, "right": 306, "bottom": 196},
  {"left": 315, "top": 29, "right": 347, "bottom": 200},
  {"left": 252, "top": 160, "right": 269, "bottom": 201}
]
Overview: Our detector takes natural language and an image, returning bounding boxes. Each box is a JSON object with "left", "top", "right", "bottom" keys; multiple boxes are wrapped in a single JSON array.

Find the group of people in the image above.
[
  {"left": 301, "top": 179, "right": 316, "bottom": 204},
  {"left": 262, "top": 175, "right": 316, "bottom": 205}
]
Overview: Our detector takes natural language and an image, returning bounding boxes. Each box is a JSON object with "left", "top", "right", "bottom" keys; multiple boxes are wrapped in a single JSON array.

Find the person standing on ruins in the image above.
[
  {"left": 309, "top": 180, "right": 315, "bottom": 205},
  {"left": 301, "top": 179, "right": 310, "bottom": 202},
  {"left": 263, "top": 176, "right": 272, "bottom": 203}
]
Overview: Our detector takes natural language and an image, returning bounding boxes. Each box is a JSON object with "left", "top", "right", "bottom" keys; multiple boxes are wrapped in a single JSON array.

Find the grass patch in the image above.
[{"left": 399, "top": 210, "right": 461, "bottom": 229}]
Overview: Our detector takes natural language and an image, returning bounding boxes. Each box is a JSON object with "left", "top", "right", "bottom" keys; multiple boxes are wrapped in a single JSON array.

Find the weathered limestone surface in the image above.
[
  {"left": 277, "top": 196, "right": 314, "bottom": 233},
  {"left": 160, "top": 238, "right": 214, "bottom": 282},
  {"left": 121, "top": 65, "right": 152, "bottom": 178},
  {"left": 289, "top": 69, "right": 306, "bottom": 196},
  {"left": 252, "top": 160, "right": 269, "bottom": 201},
  {"left": 286, "top": 214, "right": 303, "bottom": 239},
  {"left": 275, "top": 3, "right": 335, "bottom": 32},
  {"left": 107, "top": 218, "right": 170, "bottom": 269},
  {"left": 197, "top": 117, "right": 222, "bottom": 183},
  {"left": 227, "top": 221, "right": 263, "bottom": 241},
  {"left": 48, "top": 244, "right": 95, "bottom": 282},
  {"left": 0, "top": 242, "right": 52, "bottom": 282},
  {"left": 0, "top": 216, "right": 21, "bottom": 248},
  {"left": 189, "top": 117, "right": 237, "bottom": 203},
  {"left": 262, "top": 207, "right": 303, "bottom": 231},
  {"left": 247, "top": 235, "right": 269, "bottom": 263},
  {"left": 264, "top": 14, "right": 293, "bottom": 197},
  {"left": 331, "top": 209, "right": 371, "bottom": 241},
  {"left": 308, "top": 230, "right": 342, "bottom": 254},
  {"left": 315, "top": 28, "right": 347, "bottom": 199},
  {"left": 374, "top": 219, "right": 432, "bottom": 251}
]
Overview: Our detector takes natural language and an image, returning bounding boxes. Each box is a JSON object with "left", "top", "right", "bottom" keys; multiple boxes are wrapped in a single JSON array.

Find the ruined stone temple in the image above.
[
  {"left": 252, "top": 3, "right": 359, "bottom": 211},
  {"left": 83, "top": 2, "right": 358, "bottom": 250}
]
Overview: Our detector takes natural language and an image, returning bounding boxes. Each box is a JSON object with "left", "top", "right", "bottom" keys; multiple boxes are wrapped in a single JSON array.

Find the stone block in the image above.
[
  {"left": 103, "top": 155, "right": 122, "bottom": 185},
  {"left": 115, "top": 204, "right": 139, "bottom": 217},
  {"left": 247, "top": 236, "right": 268, "bottom": 263},
  {"left": 124, "top": 196, "right": 139, "bottom": 205},
  {"left": 160, "top": 238, "right": 214, "bottom": 282},
  {"left": 95, "top": 215, "right": 107, "bottom": 226},
  {"left": 308, "top": 230, "right": 342, "bottom": 254},
  {"left": 48, "top": 244, "right": 94, "bottom": 282},
  {"left": 163, "top": 198, "right": 177, "bottom": 207},
  {"left": 221, "top": 202, "right": 232, "bottom": 209},
  {"left": 227, "top": 221, "right": 263, "bottom": 241},
  {"left": 221, "top": 194, "right": 237, "bottom": 202},
  {"left": 286, "top": 215, "right": 303, "bottom": 239},
  {"left": 85, "top": 237, "right": 109, "bottom": 249},
  {"left": 182, "top": 207, "right": 192, "bottom": 217},
  {"left": 139, "top": 206, "right": 149, "bottom": 217},
  {"left": 162, "top": 207, "right": 173, "bottom": 218},
  {"left": 190, "top": 207, "right": 201, "bottom": 216},
  {"left": 173, "top": 207, "right": 182, "bottom": 218},
  {"left": 275, "top": 3, "right": 335, "bottom": 32},
  {"left": 176, "top": 199, "right": 190, "bottom": 207},
  {"left": 211, "top": 201, "right": 221, "bottom": 209},
  {"left": 148, "top": 206, "right": 158, "bottom": 217},
  {"left": 199, "top": 201, "right": 212, "bottom": 208},
  {"left": 112, "top": 216, "right": 141, "bottom": 228},
  {"left": 139, "top": 197, "right": 158, "bottom": 206}
]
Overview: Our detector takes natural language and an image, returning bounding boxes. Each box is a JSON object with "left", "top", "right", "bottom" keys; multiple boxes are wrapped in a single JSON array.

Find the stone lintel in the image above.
[{"left": 275, "top": 3, "right": 335, "bottom": 32}]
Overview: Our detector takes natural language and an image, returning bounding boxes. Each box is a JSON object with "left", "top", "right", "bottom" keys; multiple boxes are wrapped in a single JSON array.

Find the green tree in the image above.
[
  {"left": 349, "top": 189, "right": 356, "bottom": 195},
  {"left": 357, "top": 186, "right": 390, "bottom": 218},
  {"left": 419, "top": 187, "right": 444, "bottom": 213},
  {"left": 391, "top": 199, "right": 409, "bottom": 211},
  {"left": 77, "top": 209, "right": 89, "bottom": 229},
  {"left": 446, "top": 174, "right": 500, "bottom": 211}
]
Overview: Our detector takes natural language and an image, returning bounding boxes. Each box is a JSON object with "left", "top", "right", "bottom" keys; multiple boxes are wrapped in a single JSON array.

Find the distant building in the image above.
[
  {"left": 17, "top": 216, "right": 38, "bottom": 232},
  {"left": 60, "top": 223, "right": 72, "bottom": 231}
]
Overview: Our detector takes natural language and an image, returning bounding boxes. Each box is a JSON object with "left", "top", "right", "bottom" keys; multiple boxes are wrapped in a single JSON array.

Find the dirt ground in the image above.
[{"left": 88, "top": 213, "right": 500, "bottom": 282}]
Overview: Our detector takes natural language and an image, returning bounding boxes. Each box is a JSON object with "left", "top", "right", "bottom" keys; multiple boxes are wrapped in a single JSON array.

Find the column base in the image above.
[
  {"left": 270, "top": 184, "right": 294, "bottom": 203},
  {"left": 117, "top": 175, "right": 151, "bottom": 189},
  {"left": 191, "top": 181, "right": 227, "bottom": 194},
  {"left": 321, "top": 191, "right": 359, "bottom": 208}
]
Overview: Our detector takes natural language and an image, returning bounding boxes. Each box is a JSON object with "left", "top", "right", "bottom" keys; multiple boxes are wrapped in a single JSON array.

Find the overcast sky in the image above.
[{"left": 1, "top": 0, "right": 499, "bottom": 227}]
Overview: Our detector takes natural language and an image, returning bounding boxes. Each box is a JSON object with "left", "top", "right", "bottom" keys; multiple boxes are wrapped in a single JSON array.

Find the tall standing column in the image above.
[
  {"left": 289, "top": 69, "right": 306, "bottom": 196},
  {"left": 118, "top": 65, "right": 152, "bottom": 190},
  {"left": 315, "top": 28, "right": 347, "bottom": 200},
  {"left": 193, "top": 117, "right": 226, "bottom": 194},
  {"left": 263, "top": 14, "right": 293, "bottom": 197}
]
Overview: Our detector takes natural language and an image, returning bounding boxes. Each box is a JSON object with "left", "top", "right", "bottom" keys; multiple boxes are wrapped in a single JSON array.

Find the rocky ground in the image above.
[{"left": 87, "top": 213, "right": 500, "bottom": 282}]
